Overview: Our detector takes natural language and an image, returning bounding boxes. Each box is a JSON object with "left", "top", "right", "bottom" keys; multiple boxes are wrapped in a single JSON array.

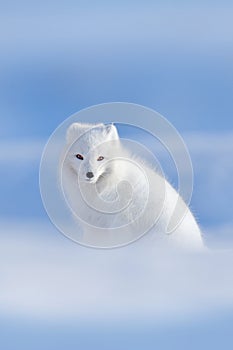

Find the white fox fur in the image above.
[{"left": 60, "top": 122, "right": 203, "bottom": 249}]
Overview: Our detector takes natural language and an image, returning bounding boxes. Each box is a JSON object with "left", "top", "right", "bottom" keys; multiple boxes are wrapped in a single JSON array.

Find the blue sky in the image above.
[
  {"left": 1, "top": 1, "right": 233, "bottom": 349},
  {"left": 1, "top": 1, "right": 233, "bottom": 138}
]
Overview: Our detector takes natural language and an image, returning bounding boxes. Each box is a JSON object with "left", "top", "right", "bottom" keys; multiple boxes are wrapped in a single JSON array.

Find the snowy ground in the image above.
[{"left": 1, "top": 220, "right": 233, "bottom": 350}]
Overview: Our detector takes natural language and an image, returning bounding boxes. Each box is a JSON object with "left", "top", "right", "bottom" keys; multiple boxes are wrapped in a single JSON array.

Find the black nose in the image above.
[{"left": 86, "top": 171, "right": 94, "bottom": 179}]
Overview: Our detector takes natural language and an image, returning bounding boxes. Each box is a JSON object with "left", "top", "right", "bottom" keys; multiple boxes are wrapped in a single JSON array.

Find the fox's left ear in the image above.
[
  {"left": 66, "top": 123, "right": 83, "bottom": 144},
  {"left": 105, "top": 124, "right": 119, "bottom": 140}
]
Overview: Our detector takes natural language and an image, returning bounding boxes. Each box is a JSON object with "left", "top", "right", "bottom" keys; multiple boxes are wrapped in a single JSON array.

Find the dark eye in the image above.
[
  {"left": 97, "top": 156, "right": 104, "bottom": 161},
  {"left": 75, "top": 154, "right": 84, "bottom": 160}
]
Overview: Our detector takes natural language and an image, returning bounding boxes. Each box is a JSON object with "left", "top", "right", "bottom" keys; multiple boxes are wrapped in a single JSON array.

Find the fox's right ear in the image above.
[{"left": 66, "top": 123, "right": 83, "bottom": 144}]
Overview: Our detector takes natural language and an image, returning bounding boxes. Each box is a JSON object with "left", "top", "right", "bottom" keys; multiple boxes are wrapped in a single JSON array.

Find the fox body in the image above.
[{"left": 61, "top": 122, "right": 203, "bottom": 249}]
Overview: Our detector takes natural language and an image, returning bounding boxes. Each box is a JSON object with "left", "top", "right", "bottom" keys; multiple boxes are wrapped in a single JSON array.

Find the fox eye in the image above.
[
  {"left": 75, "top": 154, "right": 84, "bottom": 160},
  {"left": 97, "top": 156, "right": 104, "bottom": 161}
]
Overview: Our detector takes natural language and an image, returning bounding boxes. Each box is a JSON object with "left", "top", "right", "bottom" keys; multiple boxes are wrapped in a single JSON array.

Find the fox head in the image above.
[{"left": 63, "top": 122, "right": 120, "bottom": 184}]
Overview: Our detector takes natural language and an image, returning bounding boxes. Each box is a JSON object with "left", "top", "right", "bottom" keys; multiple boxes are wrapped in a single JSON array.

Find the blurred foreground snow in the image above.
[{"left": 1, "top": 220, "right": 233, "bottom": 323}]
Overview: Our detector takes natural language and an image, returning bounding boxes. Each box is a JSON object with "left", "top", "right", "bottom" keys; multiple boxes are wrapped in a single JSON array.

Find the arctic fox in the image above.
[{"left": 60, "top": 122, "right": 203, "bottom": 249}]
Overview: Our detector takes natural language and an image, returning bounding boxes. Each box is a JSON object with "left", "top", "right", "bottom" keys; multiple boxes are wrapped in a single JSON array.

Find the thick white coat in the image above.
[{"left": 61, "top": 123, "right": 203, "bottom": 249}]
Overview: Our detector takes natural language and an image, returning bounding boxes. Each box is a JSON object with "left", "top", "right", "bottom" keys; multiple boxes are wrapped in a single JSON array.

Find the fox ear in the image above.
[
  {"left": 105, "top": 124, "right": 119, "bottom": 140},
  {"left": 66, "top": 123, "right": 83, "bottom": 144}
]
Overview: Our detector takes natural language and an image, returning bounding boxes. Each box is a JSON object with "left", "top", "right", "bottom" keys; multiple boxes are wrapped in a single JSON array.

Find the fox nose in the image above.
[{"left": 86, "top": 171, "right": 94, "bottom": 179}]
